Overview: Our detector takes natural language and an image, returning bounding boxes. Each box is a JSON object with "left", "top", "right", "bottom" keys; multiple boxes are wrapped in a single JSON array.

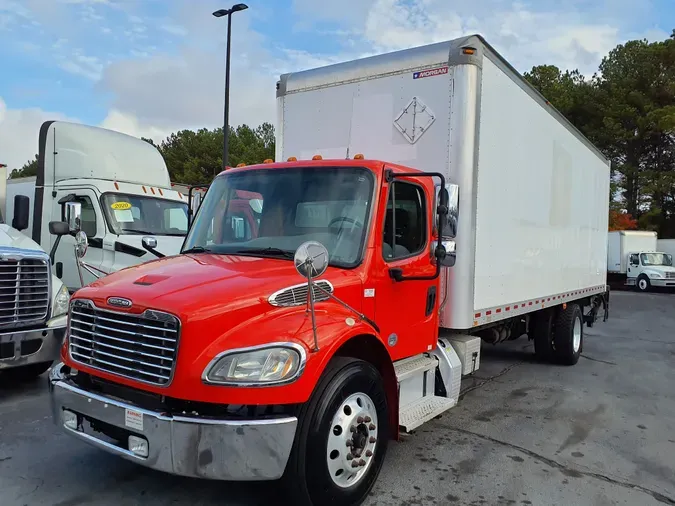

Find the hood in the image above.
[
  {"left": 0, "top": 224, "right": 46, "bottom": 252},
  {"left": 644, "top": 265, "right": 675, "bottom": 274},
  {"left": 75, "top": 253, "right": 363, "bottom": 324}
]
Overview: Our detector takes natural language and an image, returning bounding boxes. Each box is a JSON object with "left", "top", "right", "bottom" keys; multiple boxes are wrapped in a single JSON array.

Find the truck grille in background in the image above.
[
  {"left": 68, "top": 300, "right": 180, "bottom": 386},
  {"left": 0, "top": 258, "right": 50, "bottom": 326},
  {"left": 268, "top": 280, "right": 334, "bottom": 307},
  {"left": 666, "top": 272, "right": 675, "bottom": 279}
]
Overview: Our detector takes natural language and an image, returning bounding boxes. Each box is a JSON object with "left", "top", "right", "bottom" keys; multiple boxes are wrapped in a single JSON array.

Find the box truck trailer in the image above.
[
  {"left": 657, "top": 238, "right": 675, "bottom": 259},
  {"left": 49, "top": 35, "right": 610, "bottom": 505},
  {"left": 608, "top": 230, "right": 674, "bottom": 291},
  {"left": 4, "top": 121, "right": 189, "bottom": 292}
]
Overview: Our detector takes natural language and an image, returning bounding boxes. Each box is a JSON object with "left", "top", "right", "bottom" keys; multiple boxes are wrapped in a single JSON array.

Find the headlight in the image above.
[
  {"left": 52, "top": 284, "right": 70, "bottom": 318},
  {"left": 649, "top": 272, "right": 663, "bottom": 278},
  {"left": 202, "top": 343, "right": 306, "bottom": 386}
]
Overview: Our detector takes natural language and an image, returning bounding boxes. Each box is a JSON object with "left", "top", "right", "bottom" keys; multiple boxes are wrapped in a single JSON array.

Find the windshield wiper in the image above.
[
  {"left": 236, "top": 247, "right": 294, "bottom": 259},
  {"left": 119, "top": 228, "right": 157, "bottom": 235},
  {"left": 182, "top": 246, "right": 212, "bottom": 254}
]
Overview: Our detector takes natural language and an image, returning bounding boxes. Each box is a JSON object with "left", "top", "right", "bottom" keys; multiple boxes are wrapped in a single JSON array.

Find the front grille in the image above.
[
  {"left": 0, "top": 258, "right": 50, "bottom": 327},
  {"left": 666, "top": 272, "right": 675, "bottom": 279},
  {"left": 68, "top": 299, "right": 180, "bottom": 386},
  {"left": 268, "top": 280, "right": 334, "bottom": 307}
]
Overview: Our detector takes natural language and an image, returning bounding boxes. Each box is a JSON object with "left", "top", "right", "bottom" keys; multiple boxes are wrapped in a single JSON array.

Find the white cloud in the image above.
[{"left": 0, "top": 97, "right": 78, "bottom": 171}]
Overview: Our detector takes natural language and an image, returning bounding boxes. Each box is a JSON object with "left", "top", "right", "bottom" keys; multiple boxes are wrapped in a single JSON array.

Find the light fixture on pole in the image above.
[{"left": 213, "top": 3, "right": 248, "bottom": 170}]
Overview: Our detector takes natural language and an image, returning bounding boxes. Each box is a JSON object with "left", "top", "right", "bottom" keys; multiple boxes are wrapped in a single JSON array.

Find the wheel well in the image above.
[{"left": 334, "top": 335, "right": 399, "bottom": 440}]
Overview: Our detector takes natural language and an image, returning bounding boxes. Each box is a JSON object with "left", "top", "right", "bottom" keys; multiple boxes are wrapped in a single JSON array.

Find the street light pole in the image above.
[{"left": 213, "top": 4, "right": 248, "bottom": 171}]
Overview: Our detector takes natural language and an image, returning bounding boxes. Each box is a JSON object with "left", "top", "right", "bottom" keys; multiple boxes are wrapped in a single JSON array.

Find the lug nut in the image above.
[
  {"left": 359, "top": 459, "right": 366, "bottom": 466},
  {"left": 357, "top": 416, "right": 364, "bottom": 423},
  {"left": 366, "top": 450, "right": 373, "bottom": 457},
  {"left": 350, "top": 425, "right": 356, "bottom": 433},
  {"left": 369, "top": 424, "right": 376, "bottom": 431},
  {"left": 351, "top": 461, "right": 359, "bottom": 468},
  {"left": 364, "top": 416, "right": 372, "bottom": 423},
  {"left": 347, "top": 454, "right": 353, "bottom": 460},
  {"left": 369, "top": 436, "right": 377, "bottom": 443}
]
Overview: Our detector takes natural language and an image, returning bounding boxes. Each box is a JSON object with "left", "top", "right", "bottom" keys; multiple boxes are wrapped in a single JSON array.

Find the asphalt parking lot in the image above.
[{"left": 1, "top": 291, "right": 674, "bottom": 506}]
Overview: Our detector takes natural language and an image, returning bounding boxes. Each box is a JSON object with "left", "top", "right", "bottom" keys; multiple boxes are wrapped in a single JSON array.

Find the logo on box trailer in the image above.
[{"left": 413, "top": 66, "right": 449, "bottom": 79}]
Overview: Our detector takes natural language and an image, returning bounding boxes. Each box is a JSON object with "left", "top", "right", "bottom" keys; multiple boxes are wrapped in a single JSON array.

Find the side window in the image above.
[
  {"left": 630, "top": 254, "right": 639, "bottom": 266},
  {"left": 76, "top": 196, "right": 97, "bottom": 238},
  {"left": 382, "top": 181, "right": 426, "bottom": 261}
]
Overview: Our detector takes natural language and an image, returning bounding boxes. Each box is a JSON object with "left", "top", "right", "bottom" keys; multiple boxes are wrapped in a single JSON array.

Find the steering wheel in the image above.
[{"left": 328, "top": 216, "right": 362, "bottom": 233}]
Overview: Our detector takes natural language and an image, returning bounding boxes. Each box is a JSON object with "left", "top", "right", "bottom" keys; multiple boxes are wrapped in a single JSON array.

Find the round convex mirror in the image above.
[
  {"left": 75, "top": 230, "right": 88, "bottom": 259},
  {"left": 294, "top": 241, "right": 329, "bottom": 279}
]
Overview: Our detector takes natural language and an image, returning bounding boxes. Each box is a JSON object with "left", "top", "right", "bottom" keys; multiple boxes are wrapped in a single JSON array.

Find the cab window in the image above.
[{"left": 383, "top": 181, "right": 427, "bottom": 261}]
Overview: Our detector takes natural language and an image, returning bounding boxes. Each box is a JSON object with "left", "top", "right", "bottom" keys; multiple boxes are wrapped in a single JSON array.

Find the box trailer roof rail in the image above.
[{"left": 277, "top": 34, "right": 608, "bottom": 165}]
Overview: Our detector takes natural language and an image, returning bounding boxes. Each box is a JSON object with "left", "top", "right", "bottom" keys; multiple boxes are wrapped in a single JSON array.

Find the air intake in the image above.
[{"left": 268, "top": 280, "right": 334, "bottom": 307}]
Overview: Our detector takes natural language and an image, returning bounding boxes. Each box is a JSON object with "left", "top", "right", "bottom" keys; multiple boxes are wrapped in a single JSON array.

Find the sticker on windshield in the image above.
[
  {"left": 111, "top": 201, "right": 132, "bottom": 210},
  {"left": 113, "top": 209, "right": 134, "bottom": 223}
]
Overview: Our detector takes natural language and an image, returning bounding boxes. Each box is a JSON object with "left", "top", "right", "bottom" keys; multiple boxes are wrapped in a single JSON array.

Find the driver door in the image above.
[
  {"left": 51, "top": 190, "right": 105, "bottom": 291},
  {"left": 372, "top": 175, "right": 438, "bottom": 360}
]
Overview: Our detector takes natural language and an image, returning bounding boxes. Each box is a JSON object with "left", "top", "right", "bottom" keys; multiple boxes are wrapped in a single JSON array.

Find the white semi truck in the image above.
[
  {"left": 608, "top": 230, "right": 675, "bottom": 291},
  {"left": 0, "top": 166, "right": 69, "bottom": 379},
  {"left": 5, "top": 121, "right": 189, "bottom": 292}
]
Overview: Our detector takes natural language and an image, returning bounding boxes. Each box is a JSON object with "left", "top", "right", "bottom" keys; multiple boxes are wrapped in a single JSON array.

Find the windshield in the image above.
[
  {"left": 183, "top": 166, "right": 375, "bottom": 268},
  {"left": 101, "top": 193, "right": 189, "bottom": 236},
  {"left": 641, "top": 253, "right": 673, "bottom": 266}
]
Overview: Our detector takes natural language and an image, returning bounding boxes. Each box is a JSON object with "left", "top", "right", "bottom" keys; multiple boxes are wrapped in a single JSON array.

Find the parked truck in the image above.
[
  {"left": 608, "top": 230, "right": 675, "bottom": 291},
  {"left": 48, "top": 35, "right": 611, "bottom": 505},
  {"left": 5, "top": 121, "right": 189, "bottom": 292},
  {"left": 0, "top": 165, "right": 69, "bottom": 379}
]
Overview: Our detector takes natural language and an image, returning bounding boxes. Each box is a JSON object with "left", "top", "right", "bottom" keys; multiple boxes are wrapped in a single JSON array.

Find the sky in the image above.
[{"left": 0, "top": 0, "right": 673, "bottom": 171}]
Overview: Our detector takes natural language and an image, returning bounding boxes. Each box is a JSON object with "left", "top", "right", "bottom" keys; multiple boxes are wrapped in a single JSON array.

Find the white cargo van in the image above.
[
  {"left": 608, "top": 230, "right": 674, "bottom": 291},
  {"left": 5, "top": 121, "right": 189, "bottom": 292}
]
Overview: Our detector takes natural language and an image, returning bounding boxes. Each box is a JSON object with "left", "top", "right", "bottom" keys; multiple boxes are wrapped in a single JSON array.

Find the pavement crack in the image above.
[
  {"left": 0, "top": 456, "right": 11, "bottom": 462},
  {"left": 581, "top": 354, "right": 617, "bottom": 366},
  {"left": 459, "top": 362, "right": 523, "bottom": 400},
  {"left": 443, "top": 426, "right": 675, "bottom": 505}
]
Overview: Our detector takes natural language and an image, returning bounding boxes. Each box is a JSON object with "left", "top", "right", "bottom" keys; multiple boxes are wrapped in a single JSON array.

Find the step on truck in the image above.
[{"left": 48, "top": 34, "right": 611, "bottom": 505}]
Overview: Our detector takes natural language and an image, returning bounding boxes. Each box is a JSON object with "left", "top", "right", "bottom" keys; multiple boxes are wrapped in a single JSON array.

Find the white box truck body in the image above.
[
  {"left": 276, "top": 34, "right": 610, "bottom": 330},
  {"left": 657, "top": 238, "right": 675, "bottom": 258},
  {"left": 608, "top": 231, "right": 675, "bottom": 291}
]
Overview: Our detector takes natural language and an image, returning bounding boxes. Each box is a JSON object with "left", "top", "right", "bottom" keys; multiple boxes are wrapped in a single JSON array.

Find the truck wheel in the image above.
[
  {"left": 552, "top": 304, "right": 583, "bottom": 366},
  {"left": 4, "top": 361, "right": 53, "bottom": 381},
  {"left": 283, "top": 357, "right": 389, "bottom": 506},
  {"left": 531, "top": 309, "right": 555, "bottom": 362},
  {"left": 636, "top": 275, "right": 651, "bottom": 293}
]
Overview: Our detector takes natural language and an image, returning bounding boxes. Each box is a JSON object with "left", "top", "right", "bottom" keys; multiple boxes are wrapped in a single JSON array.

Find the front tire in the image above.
[
  {"left": 553, "top": 304, "right": 583, "bottom": 366},
  {"left": 636, "top": 275, "right": 651, "bottom": 293},
  {"left": 283, "top": 357, "right": 389, "bottom": 506}
]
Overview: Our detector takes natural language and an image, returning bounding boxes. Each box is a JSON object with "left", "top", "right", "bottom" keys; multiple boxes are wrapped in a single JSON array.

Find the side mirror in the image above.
[
  {"left": 65, "top": 201, "right": 82, "bottom": 232},
  {"left": 49, "top": 221, "right": 70, "bottom": 236},
  {"left": 294, "top": 241, "right": 329, "bottom": 279},
  {"left": 75, "top": 231, "right": 88, "bottom": 259},
  {"left": 12, "top": 195, "right": 30, "bottom": 231},
  {"left": 437, "top": 240, "right": 456, "bottom": 267},
  {"left": 435, "top": 183, "right": 459, "bottom": 238},
  {"left": 142, "top": 236, "right": 165, "bottom": 259}
]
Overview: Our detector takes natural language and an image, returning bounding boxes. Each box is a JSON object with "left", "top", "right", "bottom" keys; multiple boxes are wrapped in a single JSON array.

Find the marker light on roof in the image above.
[
  {"left": 263, "top": 159, "right": 273, "bottom": 164},
  {"left": 354, "top": 153, "right": 364, "bottom": 160},
  {"left": 287, "top": 156, "right": 297, "bottom": 162},
  {"left": 237, "top": 163, "right": 246, "bottom": 167},
  {"left": 312, "top": 155, "right": 323, "bottom": 160}
]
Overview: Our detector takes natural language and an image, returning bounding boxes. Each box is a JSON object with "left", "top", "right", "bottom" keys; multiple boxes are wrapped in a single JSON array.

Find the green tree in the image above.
[{"left": 9, "top": 155, "right": 38, "bottom": 179}]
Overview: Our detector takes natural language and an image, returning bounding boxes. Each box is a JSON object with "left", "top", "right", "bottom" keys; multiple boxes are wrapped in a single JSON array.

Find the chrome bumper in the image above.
[
  {"left": 0, "top": 315, "right": 67, "bottom": 370},
  {"left": 48, "top": 362, "right": 298, "bottom": 481},
  {"left": 650, "top": 279, "right": 675, "bottom": 287}
]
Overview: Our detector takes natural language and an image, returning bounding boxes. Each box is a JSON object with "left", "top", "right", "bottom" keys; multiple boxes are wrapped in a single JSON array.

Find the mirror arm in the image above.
[
  {"left": 49, "top": 235, "right": 62, "bottom": 265},
  {"left": 385, "top": 171, "right": 448, "bottom": 282},
  {"left": 142, "top": 243, "right": 165, "bottom": 259},
  {"left": 311, "top": 282, "right": 380, "bottom": 334}
]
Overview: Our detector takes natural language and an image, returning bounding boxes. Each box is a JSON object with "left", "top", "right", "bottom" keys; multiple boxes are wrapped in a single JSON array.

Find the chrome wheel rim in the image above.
[
  {"left": 639, "top": 279, "right": 647, "bottom": 290},
  {"left": 573, "top": 316, "right": 582, "bottom": 353},
  {"left": 326, "top": 392, "right": 379, "bottom": 488}
]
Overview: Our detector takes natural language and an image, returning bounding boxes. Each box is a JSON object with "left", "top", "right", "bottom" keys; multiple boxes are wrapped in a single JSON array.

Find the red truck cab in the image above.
[{"left": 49, "top": 158, "right": 454, "bottom": 506}]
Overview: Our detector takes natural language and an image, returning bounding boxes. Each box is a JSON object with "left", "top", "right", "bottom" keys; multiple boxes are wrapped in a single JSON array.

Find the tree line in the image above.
[{"left": 9, "top": 30, "right": 675, "bottom": 236}]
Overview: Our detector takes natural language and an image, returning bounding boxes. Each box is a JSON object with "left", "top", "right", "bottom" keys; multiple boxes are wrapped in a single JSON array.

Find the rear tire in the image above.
[
  {"left": 283, "top": 357, "right": 389, "bottom": 506},
  {"left": 3, "top": 361, "right": 53, "bottom": 381},
  {"left": 531, "top": 310, "right": 555, "bottom": 362},
  {"left": 636, "top": 275, "right": 651, "bottom": 293},
  {"left": 552, "top": 304, "right": 583, "bottom": 366}
]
